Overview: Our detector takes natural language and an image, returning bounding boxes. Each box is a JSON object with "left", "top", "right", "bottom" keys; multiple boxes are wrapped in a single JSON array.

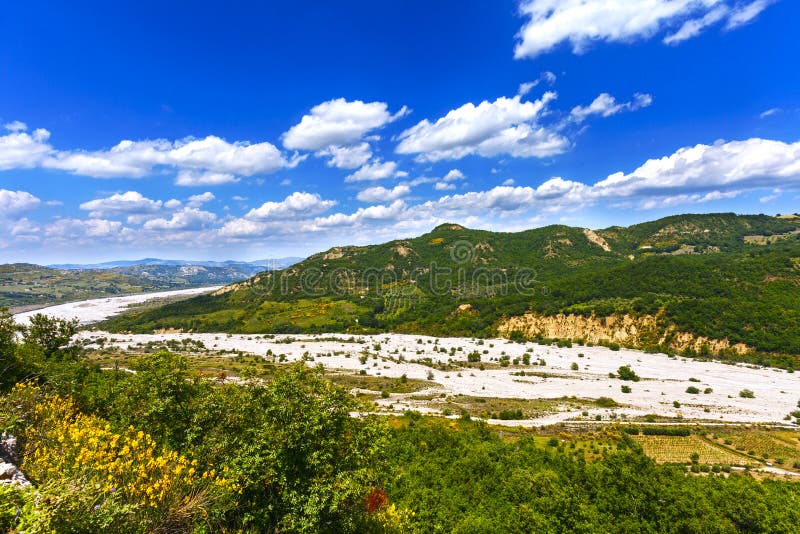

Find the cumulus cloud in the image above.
[
  {"left": 0, "top": 122, "right": 299, "bottom": 184},
  {"left": 283, "top": 98, "right": 409, "bottom": 151},
  {"left": 434, "top": 182, "right": 456, "bottom": 191},
  {"left": 310, "top": 200, "right": 408, "bottom": 229},
  {"left": 143, "top": 208, "right": 217, "bottom": 231},
  {"left": 45, "top": 218, "right": 126, "bottom": 240},
  {"left": 570, "top": 93, "right": 653, "bottom": 123},
  {"left": 245, "top": 192, "right": 337, "bottom": 221},
  {"left": 356, "top": 184, "right": 411, "bottom": 203},
  {"left": 344, "top": 160, "right": 404, "bottom": 182},
  {"left": 515, "top": 0, "right": 775, "bottom": 59},
  {"left": 0, "top": 127, "right": 52, "bottom": 170},
  {"left": 186, "top": 192, "right": 215, "bottom": 208},
  {"left": 79, "top": 191, "right": 163, "bottom": 218},
  {"left": 316, "top": 142, "right": 373, "bottom": 169},
  {"left": 396, "top": 93, "right": 568, "bottom": 162},
  {"left": 0, "top": 189, "right": 41, "bottom": 217},
  {"left": 592, "top": 138, "right": 800, "bottom": 198}
]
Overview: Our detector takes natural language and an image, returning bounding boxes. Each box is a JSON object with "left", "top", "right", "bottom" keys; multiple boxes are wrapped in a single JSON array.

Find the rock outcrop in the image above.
[{"left": 498, "top": 312, "right": 750, "bottom": 356}]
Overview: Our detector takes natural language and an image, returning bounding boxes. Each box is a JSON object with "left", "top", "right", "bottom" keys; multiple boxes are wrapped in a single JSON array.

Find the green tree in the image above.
[
  {"left": 0, "top": 308, "right": 23, "bottom": 390},
  {"left": 188, "top": 363, "right": 388, "bottom": 532},
  {"left": 23, "top": 314, "right": 79, "bottom": 359}
]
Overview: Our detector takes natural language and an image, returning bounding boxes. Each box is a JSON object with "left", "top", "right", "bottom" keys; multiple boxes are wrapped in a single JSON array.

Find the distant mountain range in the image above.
[
  {"left": 48, "top": 257, "right": 303, "bottom": 270},
  {"left": 1, "top": 257, "right": 303, "bottom": 310}
]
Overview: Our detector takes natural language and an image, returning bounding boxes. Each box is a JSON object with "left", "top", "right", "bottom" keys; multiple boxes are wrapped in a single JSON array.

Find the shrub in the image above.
[
  {"left": 621, "top": 385, "right": 632, "bottom": 393},
  {"left": 686, "top": 386, "right": 700, "bottom": 394},
  {"left": 2, "top": 383, "right": 236, "bottom": 531},
  {"left": 739, "top": 389, "right": 755, "bottom": 398},
  {"left": 595, "top": 397, "right": 618, "bottom": 408},
  {"left": 570, "top": 362, "right": 579, "bottom": 371},
  {"left": 617, "top": 366, "right": 640, "bottom": 382}
]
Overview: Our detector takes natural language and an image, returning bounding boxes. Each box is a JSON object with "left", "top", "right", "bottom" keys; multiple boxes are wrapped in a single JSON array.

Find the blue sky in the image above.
[{"left": 1, "top": 0, "right": 798, "bottom": 263}]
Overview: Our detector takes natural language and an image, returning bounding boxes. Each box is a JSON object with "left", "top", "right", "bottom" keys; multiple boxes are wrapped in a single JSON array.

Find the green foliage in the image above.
[
  {"left": 23, "top": 314, "right": 78, "bottom": 359},
  {"left": 384, "top": 418, "right": 800, "bottom": 532},
  {"left": 617, "top": 365, "right": 640, "bottom": 382},
  {"left": 740, "top": 389, "right": 756, "bottom": 398},
  {"left": 686, "top": 386, "right": 701, "bottom": 394}
]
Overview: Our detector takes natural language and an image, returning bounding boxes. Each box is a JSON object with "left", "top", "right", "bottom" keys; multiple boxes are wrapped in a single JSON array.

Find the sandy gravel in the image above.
[{"left": 77, "top": 330, "right": 800, "bottom": 427}]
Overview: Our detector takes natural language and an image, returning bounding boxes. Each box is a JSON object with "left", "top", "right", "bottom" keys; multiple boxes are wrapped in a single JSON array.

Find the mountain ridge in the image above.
[{"left": 99, "top": 212, "right": 800, "bottom": 367}]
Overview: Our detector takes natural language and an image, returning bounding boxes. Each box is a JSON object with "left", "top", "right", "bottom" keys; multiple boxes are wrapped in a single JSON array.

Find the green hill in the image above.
[{"left": 99, "top": 213, "right": 800, "bottom": 366}]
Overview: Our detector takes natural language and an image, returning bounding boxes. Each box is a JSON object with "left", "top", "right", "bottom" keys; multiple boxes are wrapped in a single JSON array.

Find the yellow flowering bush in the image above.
[{"left": 2, "top": 382, "right": 238, "bottom": 532}]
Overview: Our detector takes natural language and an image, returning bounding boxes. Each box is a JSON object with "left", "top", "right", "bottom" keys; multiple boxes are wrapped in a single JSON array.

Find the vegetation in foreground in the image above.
[{"left": 3, "top": 309, "right": 800, "bottom": 532}]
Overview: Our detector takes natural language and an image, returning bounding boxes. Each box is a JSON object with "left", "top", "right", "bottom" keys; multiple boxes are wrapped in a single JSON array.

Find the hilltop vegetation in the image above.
[{"left": 101, "top": 213, "right": 800, "bottom": 367}]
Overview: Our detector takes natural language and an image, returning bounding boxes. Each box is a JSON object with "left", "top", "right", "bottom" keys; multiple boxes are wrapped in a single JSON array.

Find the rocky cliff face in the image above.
[{"left": 498, "top": 312, "right": 750, "bottom": 356}]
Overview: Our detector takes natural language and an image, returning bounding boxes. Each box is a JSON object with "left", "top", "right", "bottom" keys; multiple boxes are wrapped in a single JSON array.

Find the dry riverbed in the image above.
[{"left": 14, "top": 290, "right": 800, "bottom": 428}]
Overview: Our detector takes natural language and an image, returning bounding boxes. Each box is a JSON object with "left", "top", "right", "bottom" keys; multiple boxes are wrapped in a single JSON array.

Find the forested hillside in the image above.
[{"left": 101, "top": 213, "right": 800, "bottom": 366}]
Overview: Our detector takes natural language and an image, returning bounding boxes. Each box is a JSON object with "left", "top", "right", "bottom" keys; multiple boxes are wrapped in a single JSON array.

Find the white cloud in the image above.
[
  {"left": 356, "top": 185, "right": 411, "bottom": 203},
  {"left": 344, "top": 160, "right": 403, "bottom": 182},
  {"left": 245, "top": 191, "right": 337, "bottom": 221},
  {"left": 0, "top": 189, "right": 41, "bottom": 217},
  {"left": 725, "top": 0, "right": 774, "bottom": 29},
  {"left": 759, "top": 189, "right": 781, "bottom": 203},
  {"left": 186, "top": 192, "right": 215, "bottom": 208},
  {"left": 0, "top": 127, "right": 52, "bottom": 170},
  {"left": 0, "top": 123, "right": 298, "bottom": 183},
  {"left": 143, "top": 208, "right": 217, "bottom": 231},
  {"left": 515, "top": 0, "right": 775, "bottom": 59},
  {"left": 45, "top": 218, "right": 125, "bottom": 240},
  {"left": 175, "top": 170, "right": 238, "bottom": 186},
  {"left": 517, "top": 71, "right": 557, "bottom": 96},
  {"left": 396, "top": 93, "right": 568, "bottom": 161},
  {"left": 79, "top": 191, "right": 162, "bottom": 218},
  {"left": 593, "top": 138, "right": 800, "bottom": 198},
  {"left": 664, "top": 5, "right": 729, "bottom": 44},
  {"left": 442, "top": 169, "right": 465, "bottom": 182},
  {"left": 570, "top": 93, "right": 653, "bottom": 123},
  {"left": 282, "top": 98, "right": 408, "bottom": 151},
  {"left": 4, "top": 121, "right": 28, "bottom": 132},
  {"left": 635, "top": 190, "right": 740, "bottom": 210},
  {"left": 434, "top": 182, "right": 456, "bottom": 191},
  {"left": 164, "top": 199, "right": 182, "bottom": 209},
  {"left": 317, "top": 142, "right": 372, "bottom": 169},
  {"left": 310, "top": 200, "right": 408, "bottom": 229},
  {"left": 759, "top": 108, "right": 781, "bottom": 119},
  {"left": 502, "top": 178, "right": 516, "bottom": 186}
]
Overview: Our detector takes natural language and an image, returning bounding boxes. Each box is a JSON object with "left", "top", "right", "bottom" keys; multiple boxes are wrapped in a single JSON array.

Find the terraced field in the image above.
[
  {"left": 712, "top": 430, "right": 800, "bottom": 467},
  {"left": 633, "top": 435, "right": 752, "bottom": 466}
]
